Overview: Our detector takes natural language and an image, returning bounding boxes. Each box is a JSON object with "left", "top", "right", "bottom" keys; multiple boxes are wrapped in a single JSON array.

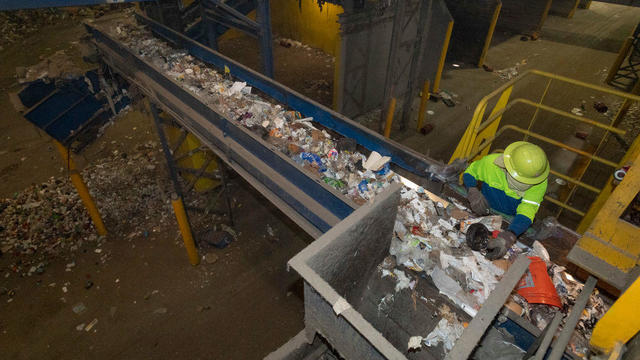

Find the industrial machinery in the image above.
[
  {"left": 8, "top": 1, "right": 640, "bottom": 358},
  {"left": 74, "top": 9, "right": 640, "bottom": 359}
]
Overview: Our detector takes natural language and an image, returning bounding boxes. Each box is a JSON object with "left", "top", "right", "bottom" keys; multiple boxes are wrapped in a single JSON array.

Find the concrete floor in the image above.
[
  {"left": 401, "top": 1, "right": 640, "bottom": 162},
  {"left": 1, "top": 2, "right": 640, "bottom": 359}
]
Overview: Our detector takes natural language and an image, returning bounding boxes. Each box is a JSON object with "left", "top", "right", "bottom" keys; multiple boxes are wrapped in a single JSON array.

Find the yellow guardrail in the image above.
[{"left": 450, "top": 69, "right": 640, "bottom": 232}]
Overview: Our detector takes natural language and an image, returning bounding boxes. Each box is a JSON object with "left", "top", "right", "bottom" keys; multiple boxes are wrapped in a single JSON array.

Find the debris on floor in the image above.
[
  {"left": 15, "top": 49, "right": 82, "bottom": 83},
  {"left": 593, "top": 102, "right": 608, "bottom": 113},
  {"left": 0, "top": 6, "right": 117, "bottom": 48},
  {"left": 84, "top": 318, "right": 98, "bottom": 331},
  {"left": 571, "top": 107, "right": 585, "bottom": 117},
  {"left": 495, "top": 66, "right": 519, "bottom": 81},
  {"left": 0, "top": 140, "right": 172, "bottom": 277},
  {"left": 204, "top": 252, "right": 219, "bottom": 264}
]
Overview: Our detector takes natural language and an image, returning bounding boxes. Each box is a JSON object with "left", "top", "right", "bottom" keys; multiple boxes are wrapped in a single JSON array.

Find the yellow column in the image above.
[
  {"left": 433, "top": 20, "right": 453, "bottom": 93},
  {"left": 590, "top": 277, "right": 640, "bottom": 352},
  {"left": 384, "top": 97, "right": 397, "bottom": 138},
  {"left": 171, "top": 193, "right": 200, "bottom": 265},
  {"left": 54, "top": 141, "right": 107, "bottom": 236}
]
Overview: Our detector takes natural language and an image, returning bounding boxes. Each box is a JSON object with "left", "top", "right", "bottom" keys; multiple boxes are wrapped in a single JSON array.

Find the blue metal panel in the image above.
[
  {"left": 134, "top": 13, "right": 439, "bottom": 179},
  {"left": 20, "top": 70, "right": 130, "bottom": 146},
  {"left": 0, "top": 0, "right": 151, "bottom": 11},
  {"left": 497, "top": 318, "right": 573, "bottom": 359}
]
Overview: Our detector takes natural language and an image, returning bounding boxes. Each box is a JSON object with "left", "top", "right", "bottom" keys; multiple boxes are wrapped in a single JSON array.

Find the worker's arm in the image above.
[
  {"left": 462, "top": 157, "right": 485, "bottom": 188},
  {"left": 508, "top": 180, "right": 547, "bottom": 236}
]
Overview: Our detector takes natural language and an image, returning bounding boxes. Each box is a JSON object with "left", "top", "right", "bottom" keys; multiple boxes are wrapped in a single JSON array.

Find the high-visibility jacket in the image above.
[{"left": 463, "top": 153, "right": 547, "bottom": 236}]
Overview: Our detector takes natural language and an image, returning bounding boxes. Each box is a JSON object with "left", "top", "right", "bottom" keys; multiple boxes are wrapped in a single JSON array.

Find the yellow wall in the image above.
[
  {"left": 270, "top": 0, "right": 342, "bottom": 56},
  {"left": 220, "top": 0, "right": 342, "bottom": 57}
]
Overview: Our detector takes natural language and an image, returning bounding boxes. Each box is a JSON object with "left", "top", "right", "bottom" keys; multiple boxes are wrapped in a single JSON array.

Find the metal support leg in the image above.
[
  {"left": 526, "top": 311, "right": 563, "bottom": 360},
  {"left": 446, "top": 255, "right": 532, "bottom": 360},
  {"left": 380, "top": 0, "right": 405, "bottom": 133},
  {"left": 172, "top": 193, "right": 200, "bottom": 265},
  {"left": 401, "top": 0, "right": 432, "bottom": 130},
  {"left": 548, "top": 276, "right": 598, "bottom": 360},
  {"left": 219, "top": 161, "right": 234, "bottom": 227},
  {"left": 150, "top": 102, "right": 183, "bottom": 198},
  {"left": 257, "top": 0, "right": 274, "bottom": 78},
  {"left": 150, "top": 101, "right": 201, "bottom": 263},
  {"left": 200, "top": 1, "right": 218, "bottom": 51}
]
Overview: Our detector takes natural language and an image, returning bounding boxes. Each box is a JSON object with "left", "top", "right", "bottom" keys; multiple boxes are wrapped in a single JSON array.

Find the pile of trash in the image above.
[
  {"left": 0, "top": 176, "right": 93, "bottom": 276},
  {"left": 0, "top": 140, "right": 172, "bottom": 277},
  {"left": 383, "top": 184, "right": 608, "bottom": 355},
  {"left": 83, "top": 141, "right": 173, "bottom": 234},
  {"left": 0, "top": 6, "right": 124, "bottom": 49},
  {"left": 109, "top": 20, "right": 401, "bottom": 205}
]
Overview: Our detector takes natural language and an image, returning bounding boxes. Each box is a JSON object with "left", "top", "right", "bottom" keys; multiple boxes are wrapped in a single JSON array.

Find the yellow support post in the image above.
[
  {"left": 54, "top": 141, "right": 107, "bottom": 236},
  {"left": 537, "top": 0, "right": 554, "bottom": 32},
  {"left": 433, "top": 20, "right": 453, "bottom": 93},
  {"left": 384, "top": 97, "right": 397, "bottom": 138},
  {"left": 578, "top": 133, "right": 640, "bottom": 233},
  {"left": 171, "top": 193, "right": 200, "bottom": 266},
  {"left": 567, "top": 0, "right": 581, "bottom": 18},
  {"left": 416, "top": 81, "right": 430, "bottom": 131},
  {"left": 473, "top": 86, "right": 514, "bottom": 159},
  {"left": 478, "top": 2, "right": 501, "bottom": 68},
  {"left": 590, "top": 277, "right": 640, "bottom": 353}
]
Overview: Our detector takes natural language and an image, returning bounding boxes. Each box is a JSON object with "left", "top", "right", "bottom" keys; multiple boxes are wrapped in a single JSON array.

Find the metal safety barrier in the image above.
[{"left": 450, "top": 69, "right": 640, "bottom": 232}]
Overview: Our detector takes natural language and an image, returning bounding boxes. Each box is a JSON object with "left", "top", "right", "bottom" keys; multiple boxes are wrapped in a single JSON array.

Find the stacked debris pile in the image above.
[
  {"left": 0, "top": 5, "right": 130, "bottom": 49},
  {"left": 381, "top": 184, "right": 608, "bottom": 355},
  {"left": 84, "top": 141, "right": 172, "bottom": 234},
  {"left": 0, "top": 177, "right": 92, "bottom": 276},
  {"left": 0, "top": 140, "right": 171, "bottom": 277}
]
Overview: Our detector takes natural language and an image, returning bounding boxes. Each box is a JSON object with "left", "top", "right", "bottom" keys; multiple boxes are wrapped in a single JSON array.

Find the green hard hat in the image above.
[{"left": 503, "top": 141, "right": 549, "bottom": 185}]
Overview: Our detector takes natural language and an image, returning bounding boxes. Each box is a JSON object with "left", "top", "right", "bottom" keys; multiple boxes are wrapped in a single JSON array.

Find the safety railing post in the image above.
[{"left": 452, "top": 69, "right": 640, "bottom": 230}]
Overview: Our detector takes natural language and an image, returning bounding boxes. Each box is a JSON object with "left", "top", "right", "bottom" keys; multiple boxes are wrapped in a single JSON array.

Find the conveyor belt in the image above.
[{"left": 85, "top": 13, "right": 444, "bottom": 238}]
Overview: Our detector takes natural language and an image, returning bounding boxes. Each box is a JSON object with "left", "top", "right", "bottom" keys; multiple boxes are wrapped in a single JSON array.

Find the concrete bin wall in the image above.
[{"left": 288, "top": 183, "right": 409, "bottom": 359}]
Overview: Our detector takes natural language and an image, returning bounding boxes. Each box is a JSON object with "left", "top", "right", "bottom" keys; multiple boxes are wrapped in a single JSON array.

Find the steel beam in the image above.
[
  {"left": 256, "top": 0, "right": 274, "bottom": 78},
  {"left": 548, "top": 276, "right": 597, "bottom": 360},
  {"left": 445, "top": 255, "right": 532, "bottom": 360},
  {"left": 201, "top": 0, "right": 273, "bottom": 78},
  {"left": 0, "top": 0, "right": 150, "bottom": 11}
]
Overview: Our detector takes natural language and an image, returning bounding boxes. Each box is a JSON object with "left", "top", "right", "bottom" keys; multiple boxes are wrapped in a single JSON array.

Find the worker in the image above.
[{"left": 463, "top": 141, "right": 549, "bottom": 260}]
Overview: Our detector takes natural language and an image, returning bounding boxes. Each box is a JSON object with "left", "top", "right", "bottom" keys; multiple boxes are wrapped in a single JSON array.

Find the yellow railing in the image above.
[{"left": 450, "top": 69, "right": 640, "bottom": 232}]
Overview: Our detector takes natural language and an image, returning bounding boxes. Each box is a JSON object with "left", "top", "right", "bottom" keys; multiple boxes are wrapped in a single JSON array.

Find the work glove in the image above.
[
  {"left": 486, "top": 231, "right": 517, "bottom": 260},
  {"left": 467, "top": 187, "right": 489, "bottom": 216}
]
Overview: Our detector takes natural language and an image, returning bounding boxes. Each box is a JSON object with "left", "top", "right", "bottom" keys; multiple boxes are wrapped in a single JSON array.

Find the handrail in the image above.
[
  {"left": 452, "top": 69, "right": 640, "bottom": 231},
  {"left": 475, "top": 98, "right": 627, "bottom": 136},
  {"left": 470, "top": 125, "right": 619, "bottom": 168},
  {"left": 474, "top": 70, "right": 640, "bottom": 108}
]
